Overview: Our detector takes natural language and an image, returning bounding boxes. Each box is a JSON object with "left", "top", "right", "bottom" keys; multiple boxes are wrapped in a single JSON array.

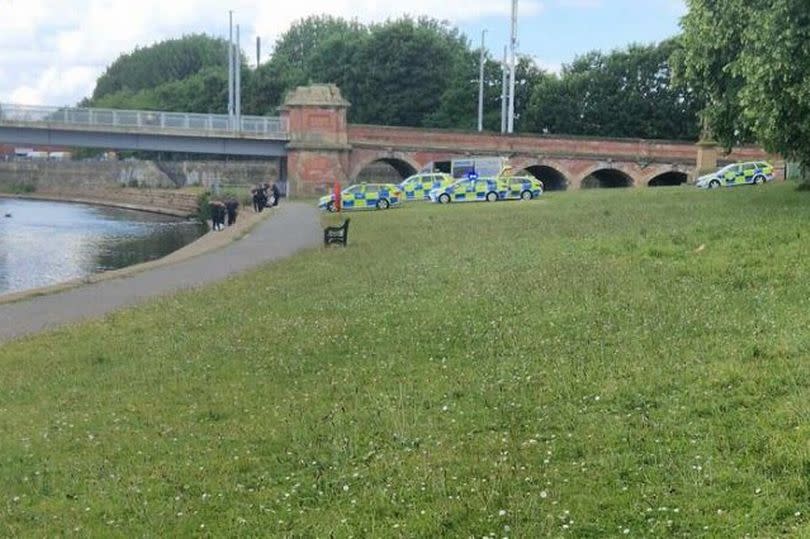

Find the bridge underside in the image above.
[{"left": 0, "top": 125, "right": 288, "bottom": 157}]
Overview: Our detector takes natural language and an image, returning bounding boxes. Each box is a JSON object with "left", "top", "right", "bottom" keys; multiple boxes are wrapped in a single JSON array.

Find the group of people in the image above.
[
  {"left": 208, "top": 198, "right": 240, "bottom": 231},
  {"left": 251, "top": 182, "right": 280, "bottom": 212},
  {"left": 208, "top": 182, "right": 282, "bottom": 232}
]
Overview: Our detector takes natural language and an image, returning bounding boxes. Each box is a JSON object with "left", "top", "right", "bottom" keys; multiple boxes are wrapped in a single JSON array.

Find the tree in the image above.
[
  {"left": 677, "top": 0, "right": 810, "bottom": 183},
  {"left": 91, "top": 35, "right": 229, "bottom": 101},
  {"left": 351, "top": 17, "right": 469, "bottom": 126},
  {"left": 526, "top": 40, "right": 702, "bottom": 140}
]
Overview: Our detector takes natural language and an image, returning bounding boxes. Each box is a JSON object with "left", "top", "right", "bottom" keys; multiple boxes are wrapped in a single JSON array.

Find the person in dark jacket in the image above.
[
  {"left": 270, "top": 182, "right": 281, "bottom": 207},
  {"left": 225, "top": 198, "right": 239, "bottom": 226},
  {"left": 251, "top": 187, "right": 261, "bottom": 212},
  {"left": 210, "top": 200, "right": 226, "bottom": 231}
]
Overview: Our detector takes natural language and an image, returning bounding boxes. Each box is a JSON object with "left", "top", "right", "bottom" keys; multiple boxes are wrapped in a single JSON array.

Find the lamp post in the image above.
[
  {"left": 501, "top": 46, "right": 508, "bottom": 134},
  {"left": 477, "top": 29, "right": 487, "bottom": 132},
  {"left": 228, "top": 11, "right": 234, "bottom": 127},
  {"left": 507, "top": 0, "right": 518, "bottom": 134}
]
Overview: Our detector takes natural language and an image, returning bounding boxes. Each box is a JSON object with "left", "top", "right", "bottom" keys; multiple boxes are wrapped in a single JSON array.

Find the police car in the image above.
[
  {"left": 429, "top": 174, "right": 543, "bottom": 204},
  {"left": 427, "top": 177, "right": 500, "bottom": 204},
  {"left": 398, "top": 173, "right": 456, "bottom": 201},
  {"left": 500, "top": 176, "right": 544, "bottom": 200},
  {"left": 318, "top": 183, "right": 403, "bottom": 212},
  {"left": 696, "top": 161, "right": 775, "bottom": 189}
]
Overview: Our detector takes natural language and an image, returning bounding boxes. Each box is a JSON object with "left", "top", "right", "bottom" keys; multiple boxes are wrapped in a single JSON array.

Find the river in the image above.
[{"left": 0, "top": 198, "right": 206, "bottom": 296}]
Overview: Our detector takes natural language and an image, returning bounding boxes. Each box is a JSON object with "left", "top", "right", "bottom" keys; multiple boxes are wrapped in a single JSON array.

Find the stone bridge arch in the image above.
[
  {"left": 349, "top": 151, "right": 422, "bottom": 183},
  {"left": 644, "top": 164, "right": 693, "bottom": 187},
  {"left": 577, "top": 163, "right": 639, "bottom": 189},
  {"left": 510, "top": 158, "right": 574, "bottom": 191}
]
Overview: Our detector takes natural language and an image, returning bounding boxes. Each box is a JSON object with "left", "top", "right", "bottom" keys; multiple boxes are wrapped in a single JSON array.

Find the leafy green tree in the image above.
[
  {"left": 678, "top": 0, "right": 810, "bottom": 183},
  {"left": 526, "top": 40, "right": 702, "bottom": 140},
  {"left": 247, "top": 16, "right": 365, "bottom": 115},
  {"left": 91, "top": 35, "right": 228, "bottom": 101},
  {"left": 351, "top": 17, "right": 469, "bottom": 126}
]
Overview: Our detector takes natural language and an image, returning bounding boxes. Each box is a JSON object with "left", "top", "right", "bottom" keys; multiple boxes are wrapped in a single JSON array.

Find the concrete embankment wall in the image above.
[
  {"left": 0, "top": 159, "right": 281, "bottom": 216},
  {"left": 0, "top": 159, "right": 280, "bottom": 189}
]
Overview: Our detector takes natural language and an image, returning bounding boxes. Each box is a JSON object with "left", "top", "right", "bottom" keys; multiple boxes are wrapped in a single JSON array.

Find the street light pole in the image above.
[
  {"left": 228, "top": 11, "right": 234, "bottom": 126},
  {"left": 236, "top": 24, "right": 241, "bottom": 130},
  {"left": 507, "top": 0, "right": 518, "bottom": 134},
  {"left": 477, "top": 29, "right": 487, "bottom": 132},
  {"left": 501, "top": 46, "right": 508, "bottom": 134}
]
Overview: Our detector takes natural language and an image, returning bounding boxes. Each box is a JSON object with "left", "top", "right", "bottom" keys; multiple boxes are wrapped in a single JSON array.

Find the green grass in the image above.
[{"left": 1, "top": 184, "right": 809, "bottom": 537}]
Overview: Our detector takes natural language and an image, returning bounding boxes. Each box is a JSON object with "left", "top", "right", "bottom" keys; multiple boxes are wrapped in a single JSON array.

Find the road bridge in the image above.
[
  {"left": 0, "top": 85, "right": 780, "bottom": 195},
  {"left": 0, "top": 104, "right": 288, "bottom": 157}
]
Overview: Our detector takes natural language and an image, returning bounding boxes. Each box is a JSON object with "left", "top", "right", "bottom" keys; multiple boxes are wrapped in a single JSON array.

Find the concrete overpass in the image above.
[
  {"left": 0, "top": 104, "right": 288, "bottom": 157},
  {"left": 0, "top": 85, "right": 780, "bottom": 195}
]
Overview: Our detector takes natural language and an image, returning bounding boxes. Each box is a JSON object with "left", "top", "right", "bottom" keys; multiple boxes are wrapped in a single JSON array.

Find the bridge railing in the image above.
[{"left": 0, "top": 103, "right": 287, "bottom": 139}]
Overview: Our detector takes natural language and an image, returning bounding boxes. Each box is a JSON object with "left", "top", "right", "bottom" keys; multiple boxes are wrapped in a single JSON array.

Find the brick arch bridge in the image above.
[{"left": 282, "top": 85, "right": 780, "bottom": 196}]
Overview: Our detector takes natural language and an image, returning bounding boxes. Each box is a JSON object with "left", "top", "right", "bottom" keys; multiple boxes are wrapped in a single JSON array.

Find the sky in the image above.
[{"left": 0, "top": 0, "right": 687, "bottom": 107}]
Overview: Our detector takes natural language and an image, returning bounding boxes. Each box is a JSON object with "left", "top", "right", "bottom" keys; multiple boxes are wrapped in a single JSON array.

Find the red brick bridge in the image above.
[{"left": 281, "top": 85, "right": 780, "bottom": 195}]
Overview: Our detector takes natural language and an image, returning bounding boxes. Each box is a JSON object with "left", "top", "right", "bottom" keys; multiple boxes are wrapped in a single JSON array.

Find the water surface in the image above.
[{"left": 0, "top": 198, "right": 205, "bottom": 295}]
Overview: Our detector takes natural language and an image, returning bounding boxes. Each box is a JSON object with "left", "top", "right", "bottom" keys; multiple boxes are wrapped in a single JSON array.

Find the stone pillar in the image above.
[
  {"left": 280, "top": 84, "right": 351, "bottom": 197},
  {"left": 695, "top": 139, "right": 719, "bottom": 180}
]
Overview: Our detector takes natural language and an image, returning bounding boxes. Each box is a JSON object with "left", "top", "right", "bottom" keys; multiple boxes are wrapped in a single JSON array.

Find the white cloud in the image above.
[{"left": 0, "top": 0, "right": 542, "bottom": 105}]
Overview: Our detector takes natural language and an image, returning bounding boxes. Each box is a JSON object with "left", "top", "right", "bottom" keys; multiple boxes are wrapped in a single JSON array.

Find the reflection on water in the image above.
[{"left": 0, "top": 198, "right": 206, "bottom": 295}]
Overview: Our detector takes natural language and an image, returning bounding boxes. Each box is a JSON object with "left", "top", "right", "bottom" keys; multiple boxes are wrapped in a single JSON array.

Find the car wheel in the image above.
[
  {"left": 486, "top": 192, "right": 498, "bottom": 202},
  {"left": 753, "top": 175, "right": 765, "bottom": 185},
  {"left": 520, "top": 190, "right": 533, "bottom": 201},
  {"left": 709, "top": 180, "right": 721, "bottom": 189},
  {"left": 326, "top": 201, "right": 336, "bottom": 212},
  {"left": 376, "top": 199, "right": 390, "bottom": 210},
  {"left": 439, "top": 193, "right": 451, "bottom": 204}
]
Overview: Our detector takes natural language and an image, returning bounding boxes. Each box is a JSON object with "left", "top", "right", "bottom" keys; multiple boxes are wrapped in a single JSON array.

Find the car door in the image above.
[
  {"left": 742, "top": 163, "right": 757, "bottom": 184},
  {"left": 342, "top": 185, "right": 363, "bottom": 208},
  {"left": 426, "top": 175, "right": 441, "bottom": 196},
  {"left": 363, "top": 184, "right": 381, "bottom": 208},
  {"left": 455, "top": 180, "right": 474, "bottom": 201},
  {"left": 401, "top": 177, "right": 418, "bottom": 200},
  {"left": 507, "top": 179, "right": 523, "bottom": 199},
  {"left": 724, "top": 165, "right": 741, "bottom": 186}
]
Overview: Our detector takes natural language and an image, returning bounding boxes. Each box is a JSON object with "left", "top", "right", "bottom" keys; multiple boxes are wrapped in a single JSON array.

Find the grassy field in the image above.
[{"left": 1, "top": 183, "right": 808, "bottom": 537}]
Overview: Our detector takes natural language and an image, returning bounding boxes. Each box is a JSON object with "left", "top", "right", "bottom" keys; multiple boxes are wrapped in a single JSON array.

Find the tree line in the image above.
[{"left": 86, "top": 16, "right": 703, "bottom": 141}]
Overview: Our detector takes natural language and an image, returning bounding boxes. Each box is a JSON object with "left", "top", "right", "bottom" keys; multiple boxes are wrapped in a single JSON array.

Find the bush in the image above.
[
  {"left": 196, "top": 191, "right": 212, "bottom": 223},
  {"left": 2, "top": 182, "right": 37, "bottom": 194}
]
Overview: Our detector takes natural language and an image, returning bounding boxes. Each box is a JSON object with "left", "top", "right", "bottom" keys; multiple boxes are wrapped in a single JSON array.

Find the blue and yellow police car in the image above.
[
  {"left": 500, "top": 176, "right": 544, "bottom": 200},
  {"left": 398, "top": 173, "right": 456, "bottom": 201},
  {"left": 696, "top": 161, "right": 775, "bottom": 189},
  {"left": 428, "top": 175, "right": 543, "bottom": 204},
  {"left": 318, "top": 183, "right": 403, "bottom": 212},
  {"left": 429, "top": 177, "right": 502, "bottom": 204}
]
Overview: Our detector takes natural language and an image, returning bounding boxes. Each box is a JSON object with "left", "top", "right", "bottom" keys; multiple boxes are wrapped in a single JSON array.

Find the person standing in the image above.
[
  {"left": 226, "top": 198, "right": 239, "bottom": 226},
  {"left": 212, "top": 200, "right": 227, "bottom": 231},
  {"left": 271, "top": 182, "right": 281, "bottom": 207},
  {"left": 251, "top": 186, "right": 261, "bottom": 212}
]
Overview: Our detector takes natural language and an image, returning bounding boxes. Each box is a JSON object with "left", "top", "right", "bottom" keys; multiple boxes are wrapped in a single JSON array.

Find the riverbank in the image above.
[
  {"left": 0, "top": 201, "right": 319, "bottom": 339},
  {"left": 0, "top": 191, "right": 197, "bottom": 217},
  {"left": 0, "top": 200, "right": 277, "bottom": 306}
]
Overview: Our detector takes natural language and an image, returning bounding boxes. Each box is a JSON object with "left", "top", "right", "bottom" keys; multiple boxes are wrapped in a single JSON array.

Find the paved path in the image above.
[{"left": 0, "top": 202, "right": 321, "bottom": 343}]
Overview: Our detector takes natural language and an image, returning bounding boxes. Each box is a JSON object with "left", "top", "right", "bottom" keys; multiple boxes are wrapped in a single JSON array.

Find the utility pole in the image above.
[
  {"left": 477, "top": 29, "right": 487, "bottom": 132},
  {"left": 507, "top": 0, "right": 518, "bottom": 134},
  {"left": 256, "top": 36, "right": 261, "bottom": 66},
  {"left": 236, "top": 24, "right": 242, "bottom": 131},
  {"left": 501, "top": 46, "right": 508, "bottom": 134},
  {"left": 228, "top": 11, "right": 234, "bottom": 127}
]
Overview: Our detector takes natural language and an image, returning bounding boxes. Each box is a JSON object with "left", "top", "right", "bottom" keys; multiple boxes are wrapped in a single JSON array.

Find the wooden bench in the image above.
[{"left": 324, "top": 218, "right": 350, "bottom": 246}]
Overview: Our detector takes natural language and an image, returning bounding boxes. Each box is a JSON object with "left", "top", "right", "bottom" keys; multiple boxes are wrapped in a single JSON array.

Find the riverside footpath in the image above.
[{"left": 0, "top": 202, "right": 321, "bottom": 343}]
